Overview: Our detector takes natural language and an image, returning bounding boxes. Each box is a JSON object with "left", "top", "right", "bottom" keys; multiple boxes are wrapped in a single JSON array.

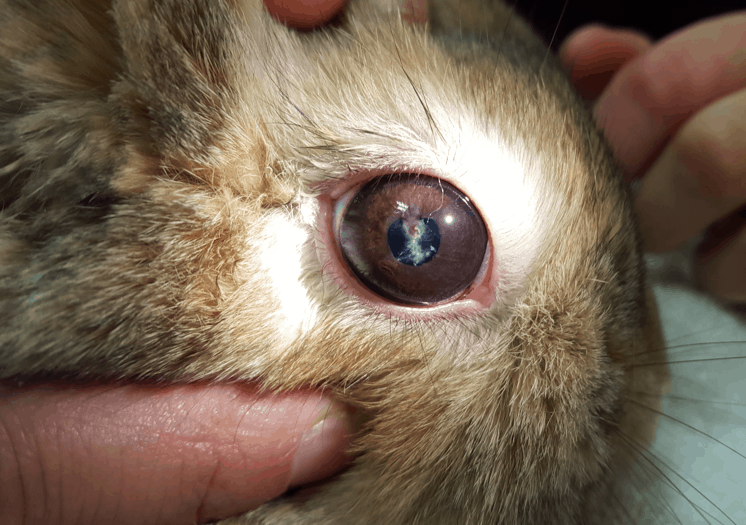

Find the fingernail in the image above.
[{"left": 288, "top": 400, "right": 350, "bottom": 488}]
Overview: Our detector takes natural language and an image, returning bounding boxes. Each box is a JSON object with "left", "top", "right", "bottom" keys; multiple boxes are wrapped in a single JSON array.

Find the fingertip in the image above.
[
  {"left": 197, "top": 388, "right": 352, "bottom": 521},
  {"left": 560, "top": 25, "right": 652, "bottom": 66},
  {"left": 559, "top": 25, "right": 653, "bottom": 101},
  {"left": 288, "top": 400, "right": 353, "bottom": 488},
  {"left": 558, "top": 24, "right": 610, "bottom": 65},
  {"left": 263, "top": 0, "right": 346, "bottom": 29}
]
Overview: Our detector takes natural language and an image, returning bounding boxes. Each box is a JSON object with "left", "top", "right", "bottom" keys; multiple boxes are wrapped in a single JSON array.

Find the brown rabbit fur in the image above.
[{"left": 0, "top": 0, "right": 671, "bottom": 523}]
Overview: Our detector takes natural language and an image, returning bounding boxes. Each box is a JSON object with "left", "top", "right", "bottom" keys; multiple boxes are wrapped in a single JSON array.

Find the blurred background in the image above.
[{"left": 512, "top": 0, "right": 744, "bottom": 50}]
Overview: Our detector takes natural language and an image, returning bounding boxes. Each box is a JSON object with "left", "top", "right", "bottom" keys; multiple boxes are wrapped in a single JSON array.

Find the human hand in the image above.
[
  {"left": 559, "top": 12, "right": 746, "bottom": 303},
  {"left": 0, "top": 2, "right": 353, "bottom": 525},
  {"left": 0, "top": 382, "right": 350, "bottom": 525}
]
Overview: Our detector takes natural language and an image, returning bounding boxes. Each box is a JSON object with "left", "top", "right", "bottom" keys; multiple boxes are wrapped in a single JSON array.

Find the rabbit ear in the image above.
[
  {"left": 347, "top": 0, "right": 518, "bottom": 36},
  {"left": 425, "top": 0, "right": 544, "bottom": 48}
]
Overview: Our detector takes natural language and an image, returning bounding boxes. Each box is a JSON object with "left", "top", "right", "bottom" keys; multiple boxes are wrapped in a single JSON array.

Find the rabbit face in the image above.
[{"left": 0, "top": 0, "right": 669, "bottom": 523}]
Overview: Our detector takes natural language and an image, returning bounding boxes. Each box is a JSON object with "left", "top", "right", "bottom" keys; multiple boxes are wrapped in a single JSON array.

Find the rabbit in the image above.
[{"left": 0, "top": 0, "right": 742, "bottom": 523}]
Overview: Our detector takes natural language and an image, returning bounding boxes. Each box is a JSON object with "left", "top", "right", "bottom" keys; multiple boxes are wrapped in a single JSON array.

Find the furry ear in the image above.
[{"left": 425, "top": 0, "right": 544, "bottom": 48}]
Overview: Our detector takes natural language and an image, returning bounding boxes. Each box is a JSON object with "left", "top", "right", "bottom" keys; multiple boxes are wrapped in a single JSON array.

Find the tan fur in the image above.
[{"left": 0, "top": 0, "right": 669, "bottom": 523}]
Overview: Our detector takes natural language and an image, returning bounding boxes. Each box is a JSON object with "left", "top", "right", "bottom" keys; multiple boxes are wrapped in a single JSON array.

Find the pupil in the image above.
[{"left": 387, "top": 217, "right": 441, "bottom": 266}]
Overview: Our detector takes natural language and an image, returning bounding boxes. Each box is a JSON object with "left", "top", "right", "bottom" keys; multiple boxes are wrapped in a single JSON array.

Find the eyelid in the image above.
[{"left": 314, "top": 167, "right": 418, "bottom": 200}]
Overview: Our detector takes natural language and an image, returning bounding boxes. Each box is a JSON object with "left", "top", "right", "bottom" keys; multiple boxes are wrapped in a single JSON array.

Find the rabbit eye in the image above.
[{"left": 334, "top": 173, "right": 488, "bottom": 305}]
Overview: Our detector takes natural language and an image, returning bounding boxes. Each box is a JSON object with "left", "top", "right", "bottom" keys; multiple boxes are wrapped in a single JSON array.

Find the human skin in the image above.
[
  {"left": 0, "top": 383, "right": 351, "bottom": 525},
  {"left": 264, "top": 0, "right": 346, "bottom": 28},
  {"left": 2, "top": 3, "right": 744, "bottom": 525},
  {"left": 560, "top": 13, "right": 746, "bottom": 302}
]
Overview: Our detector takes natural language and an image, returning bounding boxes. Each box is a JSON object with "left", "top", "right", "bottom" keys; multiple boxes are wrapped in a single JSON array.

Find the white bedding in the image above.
[{"left": 637, "top": 251, "right": 746, "bottom": 523}]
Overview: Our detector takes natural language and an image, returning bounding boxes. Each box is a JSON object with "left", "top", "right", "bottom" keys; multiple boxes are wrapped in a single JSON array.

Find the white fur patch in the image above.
[
  {"left": 432, "top": 130, "right": 547, "bottom": 306},
  {"left": 256, "top": 212, "right": 318, "bottom": 341}
]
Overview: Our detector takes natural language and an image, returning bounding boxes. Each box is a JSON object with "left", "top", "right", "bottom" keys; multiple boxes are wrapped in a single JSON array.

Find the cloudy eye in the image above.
[{"left": 334, "top": 173, "right": 489, "bottom": 306}]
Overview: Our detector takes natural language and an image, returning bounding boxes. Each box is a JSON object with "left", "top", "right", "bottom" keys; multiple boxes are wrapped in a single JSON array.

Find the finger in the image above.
[
  {"left": 558, "top": 25, "right": 653, "bottom": 101},
  {"left": 592, "top": 11, "right": 746, "bottom": 181},
  {"left": 694, "top": 207, "right": 746, "bottom": 303},
  {"left": 633, "top": 87, "right": 746, "bottom": 253},
  {"left": 0, "top": 383, "right": 350, "bottom": 525},
  {"left": 263, "top": 0, "right": 347, "bottom": 29}
]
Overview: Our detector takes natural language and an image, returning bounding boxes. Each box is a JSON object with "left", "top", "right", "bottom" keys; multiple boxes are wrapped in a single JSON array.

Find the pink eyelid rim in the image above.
[{"left": 313, "top": 167, "right": 501, "bottom": 321}]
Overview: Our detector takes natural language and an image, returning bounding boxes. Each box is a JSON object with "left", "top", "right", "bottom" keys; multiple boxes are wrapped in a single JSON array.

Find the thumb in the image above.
[{"left": 0, "top": 382, "right": 350, "bottom": 525}]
